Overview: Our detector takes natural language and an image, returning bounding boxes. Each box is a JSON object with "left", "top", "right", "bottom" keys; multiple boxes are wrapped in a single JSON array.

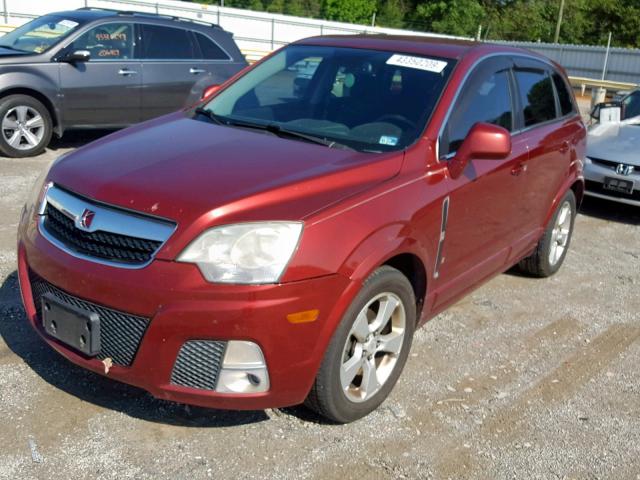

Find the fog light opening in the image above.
[{"left": 215, "top": 340, "right": 270, "bottom": 394}]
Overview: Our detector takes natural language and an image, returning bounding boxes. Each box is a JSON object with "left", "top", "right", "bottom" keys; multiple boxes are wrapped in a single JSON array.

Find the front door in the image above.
[
  {"left": 59, "top": 22, "right": 141, "bottom": 127},
  {"left": 433, "top": 57, "right": 530, "bottom": 308}
]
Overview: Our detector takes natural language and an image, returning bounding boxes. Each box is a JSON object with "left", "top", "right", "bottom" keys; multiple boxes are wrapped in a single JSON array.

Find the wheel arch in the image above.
[
  {"left": 0, "top": 87, "right": 61, "bottom": 136},
  {"left": 338, "top": 223, "right": 433, "bottom": 323}
]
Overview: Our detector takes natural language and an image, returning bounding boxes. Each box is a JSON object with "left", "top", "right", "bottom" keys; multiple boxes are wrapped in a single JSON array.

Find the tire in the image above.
[
  {"left": 0, "top": 94, "right": 53, "bottom": 158},
  {"left": 518, "top": 189, "right": 576, "bottom": 277},
  {"left": 305, "top": 266, "right": 416, "bottom": 423}
]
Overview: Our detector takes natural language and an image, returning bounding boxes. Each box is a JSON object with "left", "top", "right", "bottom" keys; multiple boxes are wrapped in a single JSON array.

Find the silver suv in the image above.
[{"left": 0, "top": 8, "right": 247, "bottom": 157}]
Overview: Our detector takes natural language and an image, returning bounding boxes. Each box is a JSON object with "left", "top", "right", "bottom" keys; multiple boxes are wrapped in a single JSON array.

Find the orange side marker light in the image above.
[{"left": 287, "top": 309, "right": 319, "bottom": 324}]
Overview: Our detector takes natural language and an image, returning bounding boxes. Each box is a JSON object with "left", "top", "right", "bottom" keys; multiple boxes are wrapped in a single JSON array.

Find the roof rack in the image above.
[{"left": 76, "top": 7, "right": 223, "bottom": 29}]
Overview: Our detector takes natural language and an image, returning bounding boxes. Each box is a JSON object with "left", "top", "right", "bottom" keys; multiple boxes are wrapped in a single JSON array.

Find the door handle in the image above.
[
  {"left": 511, "top": 163, "right": 528, "bottom": 176},
  {"left": 559, "top": 141, "right": 570, "bottom": 154},
  {"left": 189, "top": 68, "right": 206, "bottom": 75},
  {"left": 118, "top": 68, "right": 138, "bottom": 76}
]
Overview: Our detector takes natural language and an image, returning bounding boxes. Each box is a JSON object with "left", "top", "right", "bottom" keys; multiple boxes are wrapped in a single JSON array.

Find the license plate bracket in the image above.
[
  {"left": 41, "top": 293, "right": 101, "bottom": 356},
  {"left": 603, "top": 176, "right": 634, "bottom": 194}
]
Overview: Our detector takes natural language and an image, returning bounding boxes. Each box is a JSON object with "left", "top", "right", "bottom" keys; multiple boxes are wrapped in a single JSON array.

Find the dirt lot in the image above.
[{"left": 1, "top": 132, "right": 639, "bottom": 480}]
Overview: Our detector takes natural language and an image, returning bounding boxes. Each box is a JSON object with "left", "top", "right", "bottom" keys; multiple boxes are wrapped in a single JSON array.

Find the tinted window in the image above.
[
  {"left": 552, "top": 73, "right": 574, "bottom": 116},
  {"left": 71, "top": 23, "right": 134, "bottom": 60},
  {"left": 442, "top": 69, "right": 513, "bottom": 155},
  {"left": 623, "top": 91, "right": 640, "bottom": 119},
  {"left": 516, "top": 70, "right": 556, "bottom": 127},
  {"left": 140, "top": 25, "right": 196, "bottom": 59},
  {"left": 195, "top": 33, "right": 229, "bottom": 60}
]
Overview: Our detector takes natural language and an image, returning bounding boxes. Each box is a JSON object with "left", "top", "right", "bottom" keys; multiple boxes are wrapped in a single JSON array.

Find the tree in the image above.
[
  {"left": 321, "top": 0, "right": 377, "bottom": 24},
  {"left": 265, "top": 0, "right": 285, "bottom": 12},
  {"left": 376, "top": 0, "right": 406, "bottom": 28},
  {"left": 411, "top": 0, "right": 486, "bottom": 37}
]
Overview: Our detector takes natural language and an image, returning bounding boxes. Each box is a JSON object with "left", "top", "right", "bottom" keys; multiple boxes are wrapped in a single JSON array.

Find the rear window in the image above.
[
  {"left": 515, "top": 70, "right": 556, "bottom": 127},
  {"left": 140, "top": 24, "right": 197, "bottom": 59},
  {"left": 552, "top": 73, "right": 574, "bottom": 116},
  {"left": 195, "top": 33, "right": 229, "bottom": 60}
]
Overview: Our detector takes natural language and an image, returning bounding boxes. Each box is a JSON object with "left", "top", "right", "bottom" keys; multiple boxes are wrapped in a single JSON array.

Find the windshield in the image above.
[
  {"left": 201, "top": 45, "right": 455, "bottom": 152},
  {"left": 0, "top": 15, "right": 82, "bottom": 54}
]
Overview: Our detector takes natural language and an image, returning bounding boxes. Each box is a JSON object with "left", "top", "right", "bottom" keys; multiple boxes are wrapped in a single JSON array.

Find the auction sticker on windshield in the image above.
[{"left": 386, "top": 54, "right": 448, "bottom": 73}]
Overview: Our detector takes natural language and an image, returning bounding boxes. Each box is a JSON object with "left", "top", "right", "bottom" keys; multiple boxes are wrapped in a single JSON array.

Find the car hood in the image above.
[
  {"left": 50, "top": 112, "right": 403, "bottom": 233},
  {"left": 587, "top": 121, "right": 640, "bottom": 166}
]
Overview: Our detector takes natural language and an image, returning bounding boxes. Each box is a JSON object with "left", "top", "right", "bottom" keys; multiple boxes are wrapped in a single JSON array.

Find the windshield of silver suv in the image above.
[
  {"left": 198, "top": 45, "right": 455, "bottom": 152},
  {"left": 0, "top": 14, "right": 82, "bottom": 54}
]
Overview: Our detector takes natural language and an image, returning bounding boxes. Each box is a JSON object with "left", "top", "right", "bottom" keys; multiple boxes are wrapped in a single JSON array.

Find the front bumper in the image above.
[
  {"left": 17, "top": 217, "right": 354, "bottom": 410},
  {"left": 584, "top": 158, "right": 640, "bottom": 206}
]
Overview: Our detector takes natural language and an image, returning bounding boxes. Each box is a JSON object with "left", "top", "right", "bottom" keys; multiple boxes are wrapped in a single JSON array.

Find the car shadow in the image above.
[
  {"left": 579, "top": 196, "right": 640, "bottom": 226},
  {"left": 47, "top": 129, "right": 116, "bottom": 151},
  {"left": 0, "top": 270, "right": 276, "bottom": 428}
]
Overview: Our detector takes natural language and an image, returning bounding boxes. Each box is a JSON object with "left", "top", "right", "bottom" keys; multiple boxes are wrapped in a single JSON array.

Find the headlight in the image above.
[{"left": 177, "top": 222, "right": 303, "bottom": 284}]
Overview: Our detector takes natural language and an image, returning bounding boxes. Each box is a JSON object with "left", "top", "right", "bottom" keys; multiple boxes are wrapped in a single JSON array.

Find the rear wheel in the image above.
[
  {"left": 305, "top": 266, "right": 416, "bottom": 423},
  {"left": 0, "top": 95, "right": 52, "bottom": 158},
  {"left": 519, "top": 189, "right": 576, "bottom": 277}
]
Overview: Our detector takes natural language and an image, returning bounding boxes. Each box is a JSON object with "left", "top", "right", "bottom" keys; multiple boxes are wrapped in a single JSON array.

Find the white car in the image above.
[{"left": 585, "top": 113, "right": 640, "bottom": 207}]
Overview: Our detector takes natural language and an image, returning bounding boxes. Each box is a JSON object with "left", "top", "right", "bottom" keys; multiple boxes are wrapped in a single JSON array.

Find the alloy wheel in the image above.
[
  {"left": 549, "top": 201, "right": 572, "bottom": 266},
  {"left": 340, "top": 292, "right": 406, "bottom": 403},
  {"left": 2, "top": 106, "right": 45, "bottom": 151}
]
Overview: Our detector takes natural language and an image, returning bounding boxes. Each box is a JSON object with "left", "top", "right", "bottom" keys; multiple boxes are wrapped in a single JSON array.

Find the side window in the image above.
[
  {"left": 140, "top": 24, "right": 197, "bottom": 59},
  {"left": 441, "top": 68, "right": 513, "bottom": 156},
  {"left": 552, "top": 73, "right": 574, "bottom": 116},
  {"left": 195, "top": 33, "right": 229, "bottom": 60},
  {"left": 515, "top": 70, "right": 557, "bottom": 127},
  {"left": 622, "top": 91, "right": 640, "bottom": 119},
  {"left": 71, "top": 23, "right": 134, "bottom": 60}
]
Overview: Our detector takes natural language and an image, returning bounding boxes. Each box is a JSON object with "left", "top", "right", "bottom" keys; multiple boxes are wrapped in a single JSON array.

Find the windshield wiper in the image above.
[
  {"left": 194, "top": 107, "right": 225, "bottom": 125},
  {"left": 223, "top": 118, "right": 354, "bottom": 150}
]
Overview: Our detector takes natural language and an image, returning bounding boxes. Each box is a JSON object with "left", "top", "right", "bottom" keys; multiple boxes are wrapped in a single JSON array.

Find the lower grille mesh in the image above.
[
  {"left": 30, "top": 273, "right": 149, "bottom": 366},
  {"left": 171, "top": 340, "right": 227, "bottom": 391}
]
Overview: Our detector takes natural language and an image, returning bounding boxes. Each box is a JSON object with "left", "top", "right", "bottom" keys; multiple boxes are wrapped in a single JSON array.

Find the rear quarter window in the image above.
[
  {"left": 552, "top": 73, "right": 574, "bottom": 116},
  {"left": 195, "top": 33, "right": 229, "bottom": 60},
  {"left": 515, "top": 70, "right": 557, "bottom": 127}
]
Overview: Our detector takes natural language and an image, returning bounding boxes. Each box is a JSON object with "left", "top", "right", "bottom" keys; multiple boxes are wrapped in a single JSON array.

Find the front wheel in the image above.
[
  {"left": 305, "top": 266, "right": 416, "bottom": 423},
  {"left": 0, "top": 94, "right": 52, "bottom": 158},
  {"left": 519, "top": 189, "right": 576, "bottom": 277}
]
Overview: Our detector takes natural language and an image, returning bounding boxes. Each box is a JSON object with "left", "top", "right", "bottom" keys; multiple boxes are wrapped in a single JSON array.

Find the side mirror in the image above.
[
  {"left": 590, "top": 101, "right": 620, "bottom": 121},
  {"left": 448, "top": 123, "right": 511, "bottom": 179},
  {"left": 201, "top": 84, "right": 221, "bottom": 100},
  {"left": 63, "top": 50, "right": 91, "bottom": 63}
]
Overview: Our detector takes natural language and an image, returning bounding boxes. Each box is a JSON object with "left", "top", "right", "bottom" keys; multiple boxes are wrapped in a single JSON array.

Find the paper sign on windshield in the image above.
[{"left": 386, "top": 54, "right": 448, "bottom": 73}]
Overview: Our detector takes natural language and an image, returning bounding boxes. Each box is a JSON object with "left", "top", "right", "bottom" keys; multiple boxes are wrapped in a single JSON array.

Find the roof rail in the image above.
[{"left": 76, "top": 7, "right": 223, "bottom": 29}]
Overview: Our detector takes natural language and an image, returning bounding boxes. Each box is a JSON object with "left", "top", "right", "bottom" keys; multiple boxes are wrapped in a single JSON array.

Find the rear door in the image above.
[
  {"left": 512, "top": 60, "right": 581, "bottom": 234},
  {"left": 59, "top": 22, "right": 141, "bottom": 127},
  {"left": 434, "top": 57, "right": 530, "bottom": 307},
  {"left": 138, "top": 23, "right": 202, "bottom": 121}
]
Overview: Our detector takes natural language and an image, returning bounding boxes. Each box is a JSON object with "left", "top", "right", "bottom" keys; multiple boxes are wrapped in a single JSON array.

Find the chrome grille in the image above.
[
  {"left": 43, "top": 204, "right": 161, "bottom": 264},
  {"left": 30, "top": 273, "right": 149, "bottom": 366},
  {"left": 171, "top": 340, "right": 227, "bottom": 391},
  {"left": 39, "top": 185, "right": 175, "bottom": 268}
]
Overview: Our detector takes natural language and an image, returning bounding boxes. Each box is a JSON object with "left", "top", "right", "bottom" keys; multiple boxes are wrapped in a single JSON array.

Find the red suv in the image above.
[{"left": 17, "top": 36, "right": 586, "bottom": 423}]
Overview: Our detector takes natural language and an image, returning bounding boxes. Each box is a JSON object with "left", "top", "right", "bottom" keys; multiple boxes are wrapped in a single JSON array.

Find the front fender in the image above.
[
  {"left": 338, "top": 222, "right": 432, "bottom": 284},
  {"left": 0, "top": 68, "right": 61, "bottom": 133}
]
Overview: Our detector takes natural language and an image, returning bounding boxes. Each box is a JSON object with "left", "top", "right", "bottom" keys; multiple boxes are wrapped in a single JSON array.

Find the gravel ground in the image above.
[{"left": 0, "top": 130, "right": 639, "bottom": 480}]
